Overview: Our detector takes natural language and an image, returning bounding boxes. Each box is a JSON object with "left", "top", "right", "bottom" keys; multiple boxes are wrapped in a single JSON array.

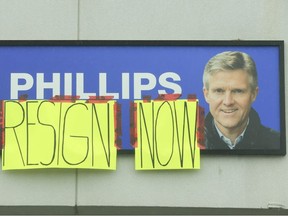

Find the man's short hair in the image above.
[{"left": 203, "top": 51, "right": 258, "bottom": 90}]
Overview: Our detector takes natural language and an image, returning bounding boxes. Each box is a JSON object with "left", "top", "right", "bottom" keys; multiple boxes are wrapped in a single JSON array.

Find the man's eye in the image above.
[
  {"left": 233, "top": 89, "right": 244, "bottom": 94},
  {"left": 214, "top": 89, "right": 224, "bottom": 93}
]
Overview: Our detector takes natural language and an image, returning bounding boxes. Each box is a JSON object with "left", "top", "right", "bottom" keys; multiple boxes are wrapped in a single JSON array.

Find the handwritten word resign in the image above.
[
  {"left": 134, "top": 100, "right": 200, "bottom": 170},
  {"left": 2, "top": 100, "right": 117, "bottom": 170}
]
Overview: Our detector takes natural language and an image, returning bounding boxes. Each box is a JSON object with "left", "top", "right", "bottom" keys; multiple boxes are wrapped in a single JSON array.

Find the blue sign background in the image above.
[{"left": 0, "top": 45, "right": 281, "bottom": 150}]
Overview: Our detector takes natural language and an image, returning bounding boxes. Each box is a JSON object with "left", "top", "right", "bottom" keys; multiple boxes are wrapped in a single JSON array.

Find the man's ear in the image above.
[
  {"left": 251, "top": 87, "right": 259, "bottom": 102},
  {"left": 203, "top": 87, "right": 210, "bottom": 103}
]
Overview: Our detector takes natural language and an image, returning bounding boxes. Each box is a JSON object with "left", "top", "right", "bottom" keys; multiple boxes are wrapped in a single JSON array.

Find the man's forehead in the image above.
[
  {"left": 210, "top": 68, "right": 249, "bottom": 76},
  {"left": 208, "top": 70, "right": 251, "bottom": 87},
  {"left": 209, "top": 69, "right": 250, "bottom": 80}
]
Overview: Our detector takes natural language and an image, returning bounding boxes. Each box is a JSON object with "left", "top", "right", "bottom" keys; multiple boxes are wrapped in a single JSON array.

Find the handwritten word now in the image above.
[
  {"left": 2, "top": 100, "right": 118, "bottom": 170},
  {"left": 133, "top": 99, "right": 200, "bottom": 170}
]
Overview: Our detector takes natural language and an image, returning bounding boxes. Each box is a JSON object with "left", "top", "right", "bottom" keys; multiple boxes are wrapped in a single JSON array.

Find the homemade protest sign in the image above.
[
  {"left": 132, "top": 95, "right": 201, "bottom": 170},
  {"left": 1, "top": 98, "right": 119, "bottom": 170}
]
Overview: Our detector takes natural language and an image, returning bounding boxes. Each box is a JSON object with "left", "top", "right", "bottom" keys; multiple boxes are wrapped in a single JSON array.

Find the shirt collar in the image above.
[{"left": 214, "top": 119, "right": 249, "bottom": 149}]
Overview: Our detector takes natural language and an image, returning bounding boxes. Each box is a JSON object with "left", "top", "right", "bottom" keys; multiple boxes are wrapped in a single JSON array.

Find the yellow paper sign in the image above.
[
  {"left": 134, "top": 99, "right": 200, "bottom": 170},
  {"left": 2, "top": 100, "right": 117, "bottom": 170}
]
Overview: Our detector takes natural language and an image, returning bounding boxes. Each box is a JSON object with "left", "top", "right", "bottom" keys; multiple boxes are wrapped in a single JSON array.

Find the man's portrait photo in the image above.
[{"left": 203, "top": 51, "right": 280, "bottom": 150}]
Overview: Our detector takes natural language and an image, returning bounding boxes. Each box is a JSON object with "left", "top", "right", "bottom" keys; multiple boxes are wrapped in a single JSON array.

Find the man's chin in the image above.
[{"left": 216, "top": 120, "right": 239, "bottom": 130}]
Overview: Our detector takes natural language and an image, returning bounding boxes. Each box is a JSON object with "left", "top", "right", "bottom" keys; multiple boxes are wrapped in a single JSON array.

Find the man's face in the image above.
[{"left": 203, "top": 69, "right": 258, "bottom": 134}]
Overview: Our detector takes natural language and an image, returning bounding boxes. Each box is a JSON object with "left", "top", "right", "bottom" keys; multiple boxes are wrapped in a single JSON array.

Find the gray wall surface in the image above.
[{"left": 0, "top": 0, "right": 287, "bottom": 214}]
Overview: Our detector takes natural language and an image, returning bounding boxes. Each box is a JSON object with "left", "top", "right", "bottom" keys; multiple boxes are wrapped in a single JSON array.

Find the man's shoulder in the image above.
[
  {"left": 256, "top": 125, "right": 280, "bottom": 149},
  {"left": 249, "top": 108, "right": 280, "bottom": 138},
  {"left": 259, "top": 125, "right": 280, "bottom": 139}
]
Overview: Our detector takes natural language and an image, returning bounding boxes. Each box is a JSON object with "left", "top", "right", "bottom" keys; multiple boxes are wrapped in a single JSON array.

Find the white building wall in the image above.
[{"left": 0, "top": 0, "right": 287, "bottom": 213}]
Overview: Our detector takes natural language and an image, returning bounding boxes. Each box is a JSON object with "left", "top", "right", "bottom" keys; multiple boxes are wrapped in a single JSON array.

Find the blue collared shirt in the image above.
[{"left": 214, "top": 119, "right": 249, "bottom": 149}]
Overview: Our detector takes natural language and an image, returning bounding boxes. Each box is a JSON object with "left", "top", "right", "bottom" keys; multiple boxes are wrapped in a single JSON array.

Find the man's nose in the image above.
[{"left": 223, "top": 92, "right": 234, "bottom": 105}]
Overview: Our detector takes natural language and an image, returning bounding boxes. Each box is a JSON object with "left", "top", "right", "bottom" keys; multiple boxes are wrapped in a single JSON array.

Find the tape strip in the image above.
[
  {"left": 114, "top": 102, "right": 122, "bottom": 149},
  {"left": 50, "top": 95, "right": 80, "bottom": 103},
  {"left": 0, "top": 100, "right": 4, "bottom": 149},
  {"left": 155, "top": 93, "right": 181, "bottom": 101},
  {"left": 130, "top": 102, "right": 138, "bottom": 148},
  {"left": 197, "top": 105, "right": 205, "bottom": 149},
  {"left": 86, "top": 96, "right": 114, "bottom": 103}
]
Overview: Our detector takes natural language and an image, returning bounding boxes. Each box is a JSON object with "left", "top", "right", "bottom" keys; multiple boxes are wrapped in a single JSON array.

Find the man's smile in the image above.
[{"left": 220, "top": 108, "right": 238, "bottom": 114}]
